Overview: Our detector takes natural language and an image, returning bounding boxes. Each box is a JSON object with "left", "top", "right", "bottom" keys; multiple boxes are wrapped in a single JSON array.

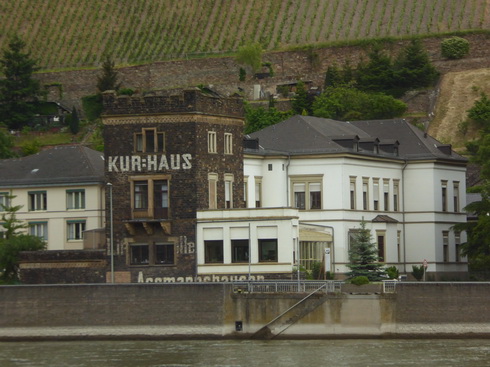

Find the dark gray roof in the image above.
[
  {"left": 246, "top": 115, "right": 467, "bottom": 163},
  {"left": 350, "top": 119, "right": 466, "bottom": 161},
  {"left": 0, "top": 145, "right": 105, "bottom": 187}
]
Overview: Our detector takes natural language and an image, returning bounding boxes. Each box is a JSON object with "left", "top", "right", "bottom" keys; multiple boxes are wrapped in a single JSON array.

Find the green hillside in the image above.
[{"left": 0, "top": 0, "right": 489, "bottom": 71}]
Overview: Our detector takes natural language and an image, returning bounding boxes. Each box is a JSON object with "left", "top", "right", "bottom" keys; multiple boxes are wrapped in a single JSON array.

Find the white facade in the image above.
[
  {"left": 243, "top": 155, "right": 468, "bottom": 278},
  {"left": 196, "top": 208, "right": 299, "bottom": 278},
  {"left": 0, "top": 184, "right": 105, "bottom": 250}
]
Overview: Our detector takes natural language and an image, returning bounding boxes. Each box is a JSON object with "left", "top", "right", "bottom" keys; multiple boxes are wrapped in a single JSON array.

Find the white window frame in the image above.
[
  {"left": 29, "top": 222, "right": 48, "bottom": 241},
  {"left": 208, "top": 131, "right": 217, "bottom": 153},
  {"left": 224, "top": 173, "right": 234, "bottom": 209},
  {"left": 28, "top": 191, "right": 47, "bottom": 211},
  {"left": 0, "top": 192, "right": 10, "bottom": 211},
  {"left": 224, "top": 133, "right": 233, "bottom": 155},
  {"left": 290, "top": 176, "right": 323, "bottom": 210},
  {"left": 66, "top": 189, "right": 85, "bottom": 210},
  {"left": 67, "top": 220, "right": 86, "bottom": 240}
]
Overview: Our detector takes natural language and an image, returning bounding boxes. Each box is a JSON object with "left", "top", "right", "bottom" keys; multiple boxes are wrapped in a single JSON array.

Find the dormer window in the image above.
[{"left": 135, "top": 128, "right": 165, "bottom": 153}]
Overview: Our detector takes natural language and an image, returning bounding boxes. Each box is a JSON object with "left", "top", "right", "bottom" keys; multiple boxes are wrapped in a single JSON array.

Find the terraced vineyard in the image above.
[{"left": 0, "top": 0, "right": 489, "bottom": 71}]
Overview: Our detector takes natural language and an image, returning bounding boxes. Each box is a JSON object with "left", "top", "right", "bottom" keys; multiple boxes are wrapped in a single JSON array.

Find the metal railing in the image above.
[
  {"left": 232, "top": 280, "right": 343, "bottom": 294},
  {"left": 382, "top": 280, "right": 397, "bottom": 293}
]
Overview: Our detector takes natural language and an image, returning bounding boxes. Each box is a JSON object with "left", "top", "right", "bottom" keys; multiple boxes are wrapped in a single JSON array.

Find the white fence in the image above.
[{"left": 232, "top": 280, "right": 343, "bottom": 294}]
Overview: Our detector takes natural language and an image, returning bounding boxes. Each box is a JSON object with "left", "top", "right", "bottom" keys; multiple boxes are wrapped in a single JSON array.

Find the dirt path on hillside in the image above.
[{"left": 428, "top": 68, "right": 490, "bottom": 148}]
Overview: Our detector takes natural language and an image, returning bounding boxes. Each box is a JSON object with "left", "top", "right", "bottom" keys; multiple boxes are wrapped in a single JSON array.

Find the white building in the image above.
[
  {"left": 240, "top": 116, "right": 468, "bottom": 280},
  {"left": 0, "top": 145, "right": 106, "bottom": 250}
]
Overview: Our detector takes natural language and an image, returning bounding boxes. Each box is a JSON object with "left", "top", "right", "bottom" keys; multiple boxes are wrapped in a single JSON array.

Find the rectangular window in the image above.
[
  {"left": 130, "top": 243, "right": 149, "bottom": 265},
  {"left": 377, "top": 232, "right": 385, "bottom": 262},
  {"left": 292, "top": 177, "right": 322, "bottom": 210},
  {"left": 208, "top": 131, "right": 217, "bottom": 153},
  {"left": 397, "top": 230, "right": 401, "bottom": 263},
  {"left": 224, "top": 174, "right": 234, "bottom": 209},
  {"left": 259, "top": 239, "right": 278, "bottom": 262},
  {"left": 135, "top": 128, "right": 164, "bottom": 153},
  {"left": 0, "top": 192, "right": 10, "bottom": 211},
  {"left": 453, "top": 182, "right": 460, "bottom": 212},
  {"left": 443, "top": 231, "right": 449, "bottom": 262},
  {"left": 383, "top": 180, "right": 390, "bottom": 211},
  {"left": 244, "top": 177, "right": 248, "bottom": 207},
  {"left": 293, "top": 183, "right": 306, "bottom": 209},
  {"left": 208, "top": 173, "right": 218, "bottom": 209},
  {"left": 67, "top": 220, "right": 86, "bottom": 240},
  {"left": 131, "top": 177, "right": 170, "bottom": 219},
  {"left": 442, "top": 181, "right": 448, "bottom": 212},
  {"left": 393, "top": 180, "right": 400, "bottom": 212},
  {"left": 28, "top": 191, "right": 47, "bottom": 211},
  {"left": 224, "top": 133, "right": 233, "bottom": 154},
  {"left": 350, "top": 177, "right": 356, "bottom": 210},
  {"left": 373, "top": 179, "right": 379, "bottom": 210},
  {"left": 130, "top": 243, "right": 174, "bottom": 265},
  {"left": 29, "top": 222, "right": 48, "bottom": 241},
  {"left": 154, "top": 180, "right": 169, "bottom": 219},
  {"left": 268, "top": 164, "right": 273, "bottom": 171},
  {"left": 66, "top": 189, "right": 85, "bottom": 209},
  {"left": 362, "top": 179, "right": 369, "bottom": 210},
  {"left": 205, "top": 240, "right": 224, "bottom": 263},
  {"left": 134, "top": 181, "right": 148, "bottom": 209},
  {"left": 309, "top": 183, "right": 321, "bottom": 209},
  {"left": 455, "top": 232, "right": 461, "bottom": 262},
  {"left": 255, "top": 178, "right": 262, "bottom": 208},
  {"left": 231, "top": 239, "right": 249, "bottom": 263},
  {"left": 155, "top": 243, "right": 174, "bottom": 264}
]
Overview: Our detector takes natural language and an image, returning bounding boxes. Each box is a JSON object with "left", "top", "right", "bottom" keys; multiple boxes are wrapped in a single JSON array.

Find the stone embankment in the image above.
[{"left": 0, "top": 282, "right": 489, "bottom": 340}]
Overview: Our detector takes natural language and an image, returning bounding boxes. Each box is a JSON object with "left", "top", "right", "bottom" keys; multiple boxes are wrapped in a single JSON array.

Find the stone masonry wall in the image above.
[
  {"left": 36, "top": 34, "right": 490, "bottom": 115},
  {"left": 1, "top": 283, "right": 490, "bottom": 339}
]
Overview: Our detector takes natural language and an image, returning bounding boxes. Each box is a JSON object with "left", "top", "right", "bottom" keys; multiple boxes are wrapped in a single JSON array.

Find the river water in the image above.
[{"left": 1, "top": 339, "right": 489, "bottom": 367}]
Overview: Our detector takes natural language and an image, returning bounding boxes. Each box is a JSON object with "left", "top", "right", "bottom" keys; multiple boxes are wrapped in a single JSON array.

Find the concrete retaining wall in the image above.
[{"left": 0, "top": 283, "right": 489, "bottom": 340}]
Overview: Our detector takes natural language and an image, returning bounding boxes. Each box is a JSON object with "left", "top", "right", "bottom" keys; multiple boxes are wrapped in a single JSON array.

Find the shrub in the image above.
[
  {"left": 411, "top": 265, "right": 425, "bottom": 281},
  {"left": 311, "top": 261, "right": 322, "bottom": 280},
  {"left": 350, "top": 276, "right": 370, "bottom": 286},
  {"left": 239, "top": 67, "right": 246, "bottom": 81},
  {"left": 386, "top": 266, "right": 399, "bottom": 279},
  {"left": 117, "top": 88, "right": 134, "bottom": 96},
  {"left": 82, "top": 94, "right": 103, "bottom": 122},
  {"left": 441, "top": 37, "right": 470, "bottom": 60}
]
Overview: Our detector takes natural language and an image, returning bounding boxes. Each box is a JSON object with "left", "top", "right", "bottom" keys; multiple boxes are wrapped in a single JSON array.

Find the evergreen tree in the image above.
[
  {"left": 0, "top": 34, "right": 42, "bottom": 130},
  {"left": 347, "top": 220, "right": 386, "bottom": 281},
  {"left": 0, "top": 194, "right": 46, "bottom": 283},
  {"left": 96, "top": 55, "right": 121, "bottom": 92},
  {"left": 69, "top": 107, "right": 80, "bottom": 134},
  {"left": 291, "top": 80, "right": 310, "bottom": 115},
  {"left": 356, "top": 46, "right": 395, "bottom": 95},
  {"left": 324, "top": 64, "right": 343, "bottom": 88},
  {"left": 393, "top": 39, "right": 439, "bottom": 92}
]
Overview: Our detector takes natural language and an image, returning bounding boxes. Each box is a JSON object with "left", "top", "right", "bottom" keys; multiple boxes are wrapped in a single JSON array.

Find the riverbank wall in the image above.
[{"left": 0, "top": 283, "right": 489, "bottom": 340}]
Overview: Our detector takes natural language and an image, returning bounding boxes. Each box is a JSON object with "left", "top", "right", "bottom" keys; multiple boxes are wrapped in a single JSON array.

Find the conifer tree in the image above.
[
  {"left": 394, "top": 39, "right": 438, "bottom": 91},
  {"left": 69, "top": 107, "right": 80, "bottom": 134},
  {"left": 0, "top": 34, "right": 42, "bottom": 130},
  {"left": 356, "top": 45, "right": 395, "bottom": 95},
  {"left": 0, "top": 194, "right": 45, "bottom": 283},
  {"left": 291, "top": 80, "right": 311, "bottom": 115},
  {"left": 96, "top": 55, "right": 121, "bottom": 92},
  {"left": 347, "top": 220, "right": 386, "bottom": 280}
]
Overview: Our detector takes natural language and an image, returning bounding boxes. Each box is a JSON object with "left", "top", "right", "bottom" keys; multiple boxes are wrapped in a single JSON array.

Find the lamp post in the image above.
[{"left": 107, "top": 183, "right": 114, "bottom": 284}]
